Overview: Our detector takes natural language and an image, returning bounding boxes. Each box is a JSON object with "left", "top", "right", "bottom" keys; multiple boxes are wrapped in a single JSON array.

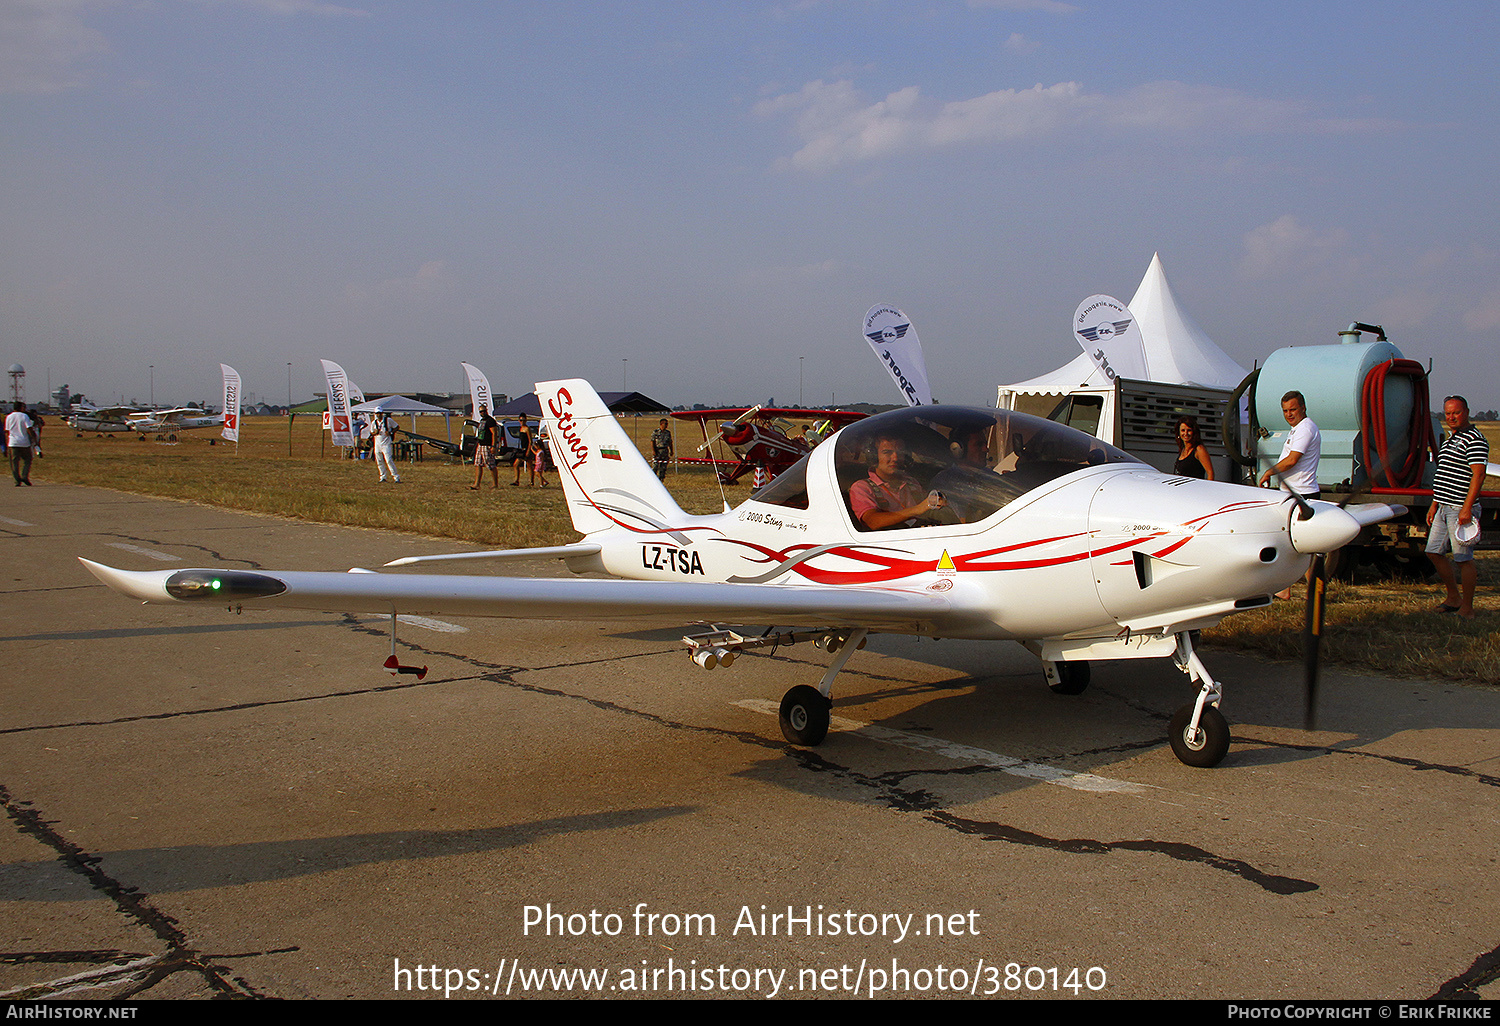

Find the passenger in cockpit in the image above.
[{"left": 929, "top": 425, "right": 1001, "bottom": 524}]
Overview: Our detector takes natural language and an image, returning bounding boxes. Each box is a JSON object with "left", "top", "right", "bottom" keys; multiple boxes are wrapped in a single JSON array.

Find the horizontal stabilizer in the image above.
[
  {"left": 1344, "top": 502, "right": 1406, "bottom": 527},
  {"left": 383, "top": 543, "right": 602, "bottom": 567}
]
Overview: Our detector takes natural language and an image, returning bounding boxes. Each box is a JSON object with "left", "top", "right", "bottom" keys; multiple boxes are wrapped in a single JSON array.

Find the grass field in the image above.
[{"left": 24, "top": 413, "right": 1499, "bottom": 686}]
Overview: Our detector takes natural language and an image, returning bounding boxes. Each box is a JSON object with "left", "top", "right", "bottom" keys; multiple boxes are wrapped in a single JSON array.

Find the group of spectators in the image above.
[{"left": 470, "top": 408, "right": 548, "bottom": 489}]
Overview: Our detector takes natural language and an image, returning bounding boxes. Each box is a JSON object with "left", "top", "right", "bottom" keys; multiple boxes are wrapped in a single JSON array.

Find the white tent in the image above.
[
  {"left": 351, "top": 394, "right": 455, "bottom": 437},
  {"left": 1000, "top": 253, "right": 1248, "bottom": 396}
]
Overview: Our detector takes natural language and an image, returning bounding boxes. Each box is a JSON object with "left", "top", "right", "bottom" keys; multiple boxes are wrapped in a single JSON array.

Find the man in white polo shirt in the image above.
[
  {"left": 1258, "top": 390, "right": 1321, "bottom": 499},
  {"left": 1259, "top": 391, "right": 1322, "bottom": 598}
]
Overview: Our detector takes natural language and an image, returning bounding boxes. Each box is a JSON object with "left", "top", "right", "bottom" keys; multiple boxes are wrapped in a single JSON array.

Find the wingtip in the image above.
[{"left": 78, "top": 557, "right": 172, "bottom": 602}]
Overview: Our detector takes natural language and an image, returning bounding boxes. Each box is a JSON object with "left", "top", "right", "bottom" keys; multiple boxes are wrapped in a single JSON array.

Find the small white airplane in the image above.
[
  {"left": 70, "top": 404, "right": 141, "bottom": 434},
  {"left": 70, "top": 405, "right": 221, "bottom": 440},
  {"left": 81, "top": 379, "right": 1403, "bottom": 767},
  {"left": 124, "top": 407, "right": 223, "bottom": 440}
]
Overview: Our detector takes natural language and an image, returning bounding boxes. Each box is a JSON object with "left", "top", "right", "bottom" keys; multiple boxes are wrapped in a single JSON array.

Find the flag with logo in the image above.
[
  {"left": 220, "top": 364, "right": 241, "bottom": 443},
  {"left": 321, "top": 359, "right": 355, "bottom": 446},
  {"left": 863, "top": 304, "right": 933, "bottom": 407},
  {"left": 1073, "top": 295, "right": 1147, "bottom": 383},
  {"left": 461, "top": 362, "right": 494, "bottom": 418}
]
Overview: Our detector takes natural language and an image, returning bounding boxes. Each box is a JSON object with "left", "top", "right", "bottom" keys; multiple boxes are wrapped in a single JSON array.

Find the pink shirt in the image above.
[{"left": 849, "top": 469, "right": 923, "bottom": 527}]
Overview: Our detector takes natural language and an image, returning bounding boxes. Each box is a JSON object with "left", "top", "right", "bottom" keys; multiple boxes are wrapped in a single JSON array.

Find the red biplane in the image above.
[{"left": 671, "top": 406, "right": 867, "bottom": 485}]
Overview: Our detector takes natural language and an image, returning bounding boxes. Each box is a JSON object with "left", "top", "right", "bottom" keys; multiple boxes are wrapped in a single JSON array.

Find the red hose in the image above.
[{"left": 1360, "top": 359, "right": 1433, "bottom": 489}]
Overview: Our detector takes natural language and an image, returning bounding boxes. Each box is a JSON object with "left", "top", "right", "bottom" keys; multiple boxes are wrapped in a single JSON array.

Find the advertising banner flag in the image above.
[
  {"left": 1073, "top": 294, "right": 1147, "bottom": 383},
  {"left": 219, "top": 364, "right": 241, "bottom": 442},
  {"left": 461, "top": 362, "right": 494, "bottom": 418},
  {"left": 321, "top": 359, "right": 355, "bottom": 446},
  {"left": 863, "top": 304, "right": 933, "bottom": 407}
]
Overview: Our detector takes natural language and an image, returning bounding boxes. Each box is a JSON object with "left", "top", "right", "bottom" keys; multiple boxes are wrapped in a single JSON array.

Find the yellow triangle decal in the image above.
[{"left": 937, "top": 549, "right": 956, "bottom": 571}]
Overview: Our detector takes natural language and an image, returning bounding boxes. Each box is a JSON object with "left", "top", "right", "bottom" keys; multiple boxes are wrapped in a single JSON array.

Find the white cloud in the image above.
[
  {"left": 741, "top": 258, "right": 843, "bottom": 288},
  {"left": 755, "top": 79, "right": 1086, "bottom": 171},
  {"left": 0, "top": 0, "right": 108, "bottom": 95},
  {"left": 345, "top": 260, "right": 455, "bottom": 305},
  {"left": 1002, "top": 33, "right": 1041, "bottom": 54},
  {"left": 968, "top": 0, "right": 1077, "bottom": 12},
  {"left": 757, "top": 78, "right": 1403, "bottom": 172},
  {"left": 1239, "top": 216, "right": 1351, "bottom": 280},
  {"left": 189, "top": 0, "right": 369, "bottom": 16}
]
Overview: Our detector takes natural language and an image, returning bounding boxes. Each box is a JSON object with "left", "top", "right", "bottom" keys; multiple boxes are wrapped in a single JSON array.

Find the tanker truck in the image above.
[{"left": 1231, "top": 322, "right": 1496, "bottom": 577}]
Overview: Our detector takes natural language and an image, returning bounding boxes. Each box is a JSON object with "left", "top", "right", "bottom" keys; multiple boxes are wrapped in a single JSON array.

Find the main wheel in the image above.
[
  {"left": 1048, "top": 660, "right": 1090, "bottom": 695},
  {"left": 1168, "top": 703, "right": 1230, "bottom": 768},
  {"left": 778, "top": 685, "right": 831, "bottom": 746}
]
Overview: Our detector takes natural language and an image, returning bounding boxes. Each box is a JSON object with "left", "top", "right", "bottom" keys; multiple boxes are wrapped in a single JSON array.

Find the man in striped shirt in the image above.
[{"left": 1426, "top": 395, "right": 1489, "bottom": 619}]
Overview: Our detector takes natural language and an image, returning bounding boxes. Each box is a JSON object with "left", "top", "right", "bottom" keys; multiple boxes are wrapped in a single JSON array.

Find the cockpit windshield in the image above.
[{"left": 833, "top": 406, "right": 1142, "bottom": 532}]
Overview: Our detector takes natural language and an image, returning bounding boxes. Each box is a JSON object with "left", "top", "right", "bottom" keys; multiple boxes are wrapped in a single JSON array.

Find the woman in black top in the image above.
[{"left": 1173, "top": 416, "right": 1213, "bottom": 480}]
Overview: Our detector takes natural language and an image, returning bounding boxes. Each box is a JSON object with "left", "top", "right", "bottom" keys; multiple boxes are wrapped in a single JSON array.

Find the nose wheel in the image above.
[
  {"left": 1169, "top": 631, "right": 1231, "bottom": 767},
  {"left": 1168, "top": 702, "right": 1230, "bottom": 767}
]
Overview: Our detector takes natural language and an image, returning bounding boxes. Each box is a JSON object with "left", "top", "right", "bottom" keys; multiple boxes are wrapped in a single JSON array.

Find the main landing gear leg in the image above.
[
  {"left": 1167, "top": 631, "right": 1229, "bottom": 767},
  {"left": 779, "top": 628, "right": 867, "bottom": 747}
]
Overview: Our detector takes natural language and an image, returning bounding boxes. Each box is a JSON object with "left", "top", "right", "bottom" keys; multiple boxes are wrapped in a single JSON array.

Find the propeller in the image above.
[
  {"left": 1284, "top": 477, "right": 1406, "bottom": 729},
  {"left": 1303, "top": 550, "right": 1328, "bottom": 728},
  {"left": 1282, "top": 487, "right": 1335, "bottom": 728}
]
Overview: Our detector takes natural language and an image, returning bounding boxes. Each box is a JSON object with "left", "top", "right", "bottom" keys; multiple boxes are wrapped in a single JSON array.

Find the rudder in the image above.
[{"left": 535, "top": 379, "right": 686, "bottom": 537}]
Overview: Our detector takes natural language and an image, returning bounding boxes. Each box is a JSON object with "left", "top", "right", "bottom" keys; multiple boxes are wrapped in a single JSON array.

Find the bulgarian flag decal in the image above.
[{"left": 602, "top": 447, "right": 622, "bottom": 461}]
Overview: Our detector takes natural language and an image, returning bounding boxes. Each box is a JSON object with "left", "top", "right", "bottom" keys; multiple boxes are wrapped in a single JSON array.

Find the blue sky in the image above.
[{"left": 3, "top": 0, "right": 1497, "bottom": 410}]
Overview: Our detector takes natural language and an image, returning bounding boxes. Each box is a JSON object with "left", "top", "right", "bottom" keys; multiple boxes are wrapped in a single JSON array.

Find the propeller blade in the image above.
[{"left": 1303, "top": 553, "right": 1329, "bottom": 728}]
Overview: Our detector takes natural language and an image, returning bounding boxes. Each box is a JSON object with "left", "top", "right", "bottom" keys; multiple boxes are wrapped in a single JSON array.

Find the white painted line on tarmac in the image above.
[
  {"left": 105, "top": 542, "right": 181, "bottom": 561},
  {"left": 396, "top": 615, "right": 469, "bottom": 633},
  {"left": 734, "top": 698, "right": 1147, "bottom": 794}
]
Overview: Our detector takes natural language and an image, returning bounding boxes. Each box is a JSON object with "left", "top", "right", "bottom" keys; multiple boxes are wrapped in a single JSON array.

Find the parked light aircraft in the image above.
[
  {"left": 70, "top": 405, "right": 141, "bottom": 434},
  {"left": 672, "top": 406, "right": 866, "bottom": 484},
  {"left": 81, "top": 379, "right": 1403, "bottom": 767},
  {"left": 124, "top": 407, "right": 223, "bottom": 440},
  {"left": 70, "top": 406, "right": 220, "bottom": 440}
]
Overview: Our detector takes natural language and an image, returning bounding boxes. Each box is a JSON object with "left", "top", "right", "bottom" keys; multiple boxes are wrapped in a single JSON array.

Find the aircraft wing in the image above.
[
  {"left": 79, "top": 559, "right": 957, "bottom": 633},
  {"left": 155, "top": 408, "right": 215, "bottom": 422}
]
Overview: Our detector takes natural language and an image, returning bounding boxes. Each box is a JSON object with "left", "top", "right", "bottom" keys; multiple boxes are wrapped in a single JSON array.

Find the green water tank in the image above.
[{"left": 1254, "top": 326, "right": 1412, "bottom": 490}]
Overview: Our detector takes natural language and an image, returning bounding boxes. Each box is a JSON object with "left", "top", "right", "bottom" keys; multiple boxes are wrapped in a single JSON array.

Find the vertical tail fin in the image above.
[{"left": 535, "top": 379, "right": 687, "bottom": 537}]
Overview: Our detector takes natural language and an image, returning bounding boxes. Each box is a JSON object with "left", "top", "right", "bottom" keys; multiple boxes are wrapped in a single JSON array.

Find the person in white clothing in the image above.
[
  {"left": 1259, "top": 390, "right": 1322, "bottom": 597},
  {"left": 1258, "top": 390, "right": 1321, "bottom": 499},
  {"left": 370, "top": 412, "right": 400, "bottom": 483},
  {"left": 6, "top": 402, "right": 37, "bottom": 486}
]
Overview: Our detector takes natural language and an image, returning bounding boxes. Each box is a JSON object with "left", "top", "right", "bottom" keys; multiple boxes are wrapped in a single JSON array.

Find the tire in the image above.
[
  {"left": 778, "top": 685, "right": 831, "bottom": 746},
  {"left": 1168, "top": 703, "right": 1230, "bottom": 768},
  {"left": 1048, "top": 660, "right": 1090, "bottom": 695}
]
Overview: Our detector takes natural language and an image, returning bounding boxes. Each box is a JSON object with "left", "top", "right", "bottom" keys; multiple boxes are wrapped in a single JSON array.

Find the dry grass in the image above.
[
  {"left": 1203, "top": 555, "right": 1500, "bottom": 686},
  {"left": 34, "top": 414, "right": 735, "bottom": 548},
  {"left": 31, "top": 414, "right": 1500, "bottom": 686}
]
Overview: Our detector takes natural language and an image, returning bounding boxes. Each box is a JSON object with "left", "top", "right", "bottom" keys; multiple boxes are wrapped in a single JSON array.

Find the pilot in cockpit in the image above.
[{"left": 848, "top": 434, "right": 945, "bottom": 530}]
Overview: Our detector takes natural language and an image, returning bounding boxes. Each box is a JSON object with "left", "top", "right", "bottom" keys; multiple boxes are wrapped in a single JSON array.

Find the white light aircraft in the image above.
[
  {"left": 70, "top": 405, "right": 141, "bottom": 434},
  {"left": 125, "top": 407, "right": 223, "bottom": 440},
  {"left": 81, "top": 379, "right": 1403, "bottom": 767}
]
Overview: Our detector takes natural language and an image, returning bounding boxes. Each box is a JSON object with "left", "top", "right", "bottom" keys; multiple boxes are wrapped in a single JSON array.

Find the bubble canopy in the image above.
[{"left": 751, "top": 406, "right": 1143, "bottom": 529}]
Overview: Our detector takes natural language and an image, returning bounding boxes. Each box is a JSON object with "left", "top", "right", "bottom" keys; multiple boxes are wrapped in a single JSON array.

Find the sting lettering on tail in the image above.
[{"left": 547, "top": 387, "right": 590, "bottom": 471}]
